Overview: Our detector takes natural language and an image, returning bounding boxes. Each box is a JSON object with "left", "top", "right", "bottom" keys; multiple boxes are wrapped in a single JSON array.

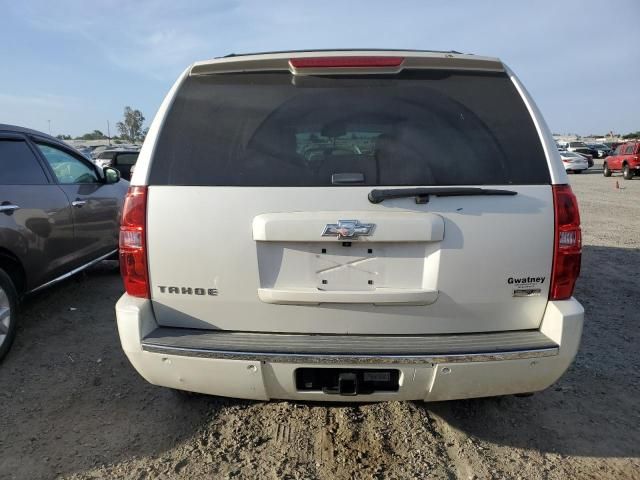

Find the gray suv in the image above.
[{"left": 0, "top": 124, "right": 127, "bottom": 361}]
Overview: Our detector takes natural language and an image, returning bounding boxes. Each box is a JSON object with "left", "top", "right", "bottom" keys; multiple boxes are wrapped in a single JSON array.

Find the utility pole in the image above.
[
  {"left": 47, "top": 120, "right": 51, "bottom": 135},
  {"left": 107, "top": 120, "right": 111, "bottom": 145}
]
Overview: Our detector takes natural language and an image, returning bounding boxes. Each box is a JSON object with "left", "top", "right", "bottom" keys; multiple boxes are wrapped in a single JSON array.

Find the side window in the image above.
[
  {"left": 0, "top": 139, "right": 48, "bottom": 185},
  {"left": 114, "top": 153, "right": 138, "bottom": 165},
  {"left": 623, "top": 145, "right": 633, "bottom": 155},
  {"left": 35, "top": 143, "right": 99, "bottom": 184}
]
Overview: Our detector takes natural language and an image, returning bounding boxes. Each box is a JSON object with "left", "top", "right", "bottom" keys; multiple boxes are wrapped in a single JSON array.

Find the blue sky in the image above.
[{"left": 1, "top": 0, "right": 638, "bottom": 137}]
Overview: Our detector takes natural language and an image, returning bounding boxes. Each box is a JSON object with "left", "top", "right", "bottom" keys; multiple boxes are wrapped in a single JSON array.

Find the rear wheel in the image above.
[
  {"left": 0, "top": 269, "right": 19, "bottom": 362},
  {"left": 623, "top": 164, "right": 633, "bottom": 180},
  {"left": 603, "top": 163, "right": 611, "bottom": 177}
]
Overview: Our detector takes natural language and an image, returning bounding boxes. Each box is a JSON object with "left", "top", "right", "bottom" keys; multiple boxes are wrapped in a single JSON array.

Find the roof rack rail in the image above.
[{"left": 220, "top": 48, "right": 465, "bottom": 59}]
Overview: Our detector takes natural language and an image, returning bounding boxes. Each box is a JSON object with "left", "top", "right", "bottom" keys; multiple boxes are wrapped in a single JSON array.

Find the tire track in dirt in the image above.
[
  {"left": 181, "top": 401, "right": 458, "bottom": 480},
  {"left": 427, "top": 406, "right": 488, "bottom": 480}
]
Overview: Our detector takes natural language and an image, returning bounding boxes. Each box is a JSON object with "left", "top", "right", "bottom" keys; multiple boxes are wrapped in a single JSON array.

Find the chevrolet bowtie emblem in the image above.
[{"left": 322, "top": 220, "right": 375, "bottom": 239}]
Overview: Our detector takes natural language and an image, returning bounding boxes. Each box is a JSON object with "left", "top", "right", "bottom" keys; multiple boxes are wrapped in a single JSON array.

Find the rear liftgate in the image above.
[{"left": 147, "top": 54, "right": 554, "bottom": 335}]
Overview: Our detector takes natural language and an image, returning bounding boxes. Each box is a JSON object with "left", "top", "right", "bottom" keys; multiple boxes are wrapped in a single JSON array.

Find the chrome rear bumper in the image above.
[
  {"left": 141, "top": 328, "right": 558, "bottom": 365},
  {"left": 117, "top": 294, "right": 583, "bottom": 401}
]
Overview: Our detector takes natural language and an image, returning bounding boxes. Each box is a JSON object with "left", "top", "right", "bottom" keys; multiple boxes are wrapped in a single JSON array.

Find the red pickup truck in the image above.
[{"left": 603, "top": 141, "right": 640, "bottom": 179}]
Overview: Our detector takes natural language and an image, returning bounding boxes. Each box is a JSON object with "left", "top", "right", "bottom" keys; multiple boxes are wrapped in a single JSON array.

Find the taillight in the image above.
[
  {"left": 119, "top": 186, "right": 149, "bottom": 298},
  {"left": 289, "top": 56, "right": 404, "bottom": 69},
  {"left": 550, "top": 185, "right": 581, "bottom": 300}
]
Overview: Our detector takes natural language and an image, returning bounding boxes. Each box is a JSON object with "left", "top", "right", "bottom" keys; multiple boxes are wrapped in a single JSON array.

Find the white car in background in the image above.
[{"left": 559, "top": 150, "right": 589, "bottom": 173}]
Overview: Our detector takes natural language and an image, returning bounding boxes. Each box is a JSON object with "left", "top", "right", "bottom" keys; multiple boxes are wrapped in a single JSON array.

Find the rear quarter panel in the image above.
[{"left": 629, "top": 145, "right": 640, "bottom": 167}]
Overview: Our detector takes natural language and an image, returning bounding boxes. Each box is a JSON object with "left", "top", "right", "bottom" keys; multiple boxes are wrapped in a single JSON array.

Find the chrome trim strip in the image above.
[
  {"left": 140, "top": 343, "right": 559, "bottom": 365},
  {"left": 27, "top": 249, "right": 118, "bottom": 295}
]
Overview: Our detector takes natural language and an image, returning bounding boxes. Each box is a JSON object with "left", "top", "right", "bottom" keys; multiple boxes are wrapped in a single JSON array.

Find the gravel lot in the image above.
[{"left": 1, "top": 164, "right": 639, "bottom": 480}]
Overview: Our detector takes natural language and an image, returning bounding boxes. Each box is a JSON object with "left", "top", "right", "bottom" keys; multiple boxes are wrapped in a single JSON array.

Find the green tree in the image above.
[
  {"left": 77, "top": 130, "right": 106, "bottom": 140},
  {"left": 622, "top": 131, "right": 640, "bottom": 139},
  {"left": 116, "top": 106, "right": 145, "bottom": 142},
  {"left": 56, "top": 134, "right": 72, "bottom": 140}
]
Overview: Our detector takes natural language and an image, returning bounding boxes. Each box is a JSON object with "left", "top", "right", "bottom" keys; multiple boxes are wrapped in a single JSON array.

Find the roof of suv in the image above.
[{"left": 190, "top": 49, "right": 504, "bottom": 76}]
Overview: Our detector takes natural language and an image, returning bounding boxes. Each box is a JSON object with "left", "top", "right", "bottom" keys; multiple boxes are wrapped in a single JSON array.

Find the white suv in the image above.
[{"left": 116, "top": 50, "right": 584, "bottom": 402}]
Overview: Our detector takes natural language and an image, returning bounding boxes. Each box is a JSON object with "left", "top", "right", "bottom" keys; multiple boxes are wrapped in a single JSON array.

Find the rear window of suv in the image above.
[{"left": 150, "top": 70, "right": 550, "bottom": 186}]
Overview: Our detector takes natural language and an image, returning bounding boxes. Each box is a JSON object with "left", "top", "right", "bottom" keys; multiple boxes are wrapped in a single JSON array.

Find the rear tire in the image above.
[
  {"left": 603, "top": 163, "right": 611, "bottom": 177},
  {"left": 0, "top": 268, "right": 19, "bottom": 362},
  {"left": 623, "top": 164, "right": 633, "bottom": 180}
]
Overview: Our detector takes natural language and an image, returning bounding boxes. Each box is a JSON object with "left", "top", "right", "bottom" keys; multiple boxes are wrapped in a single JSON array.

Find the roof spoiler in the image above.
[{"left": 190, "top": 52, "right": 505, "bottom": 76}]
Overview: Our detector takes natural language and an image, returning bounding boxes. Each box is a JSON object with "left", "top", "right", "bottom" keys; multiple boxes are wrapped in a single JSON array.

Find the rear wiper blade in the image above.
[{"left": 368, "top": 187, "right": 518, "bottom": 204}]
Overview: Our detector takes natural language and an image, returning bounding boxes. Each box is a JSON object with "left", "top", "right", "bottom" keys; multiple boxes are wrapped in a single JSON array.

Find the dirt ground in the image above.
[{"left": 0, "top": 163, "right": 638, "bottom": 480}]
